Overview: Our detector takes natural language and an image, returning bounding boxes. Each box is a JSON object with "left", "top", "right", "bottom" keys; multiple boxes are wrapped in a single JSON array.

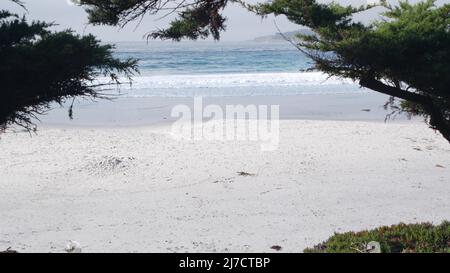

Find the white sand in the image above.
[{"left": 0, "top": 120, "right": 449, "bottom": 252}]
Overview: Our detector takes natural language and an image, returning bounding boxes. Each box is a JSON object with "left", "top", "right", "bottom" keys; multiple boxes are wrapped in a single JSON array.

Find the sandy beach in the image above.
[{"left": 1, "top": 101, "right": 449, "bottom": 252}]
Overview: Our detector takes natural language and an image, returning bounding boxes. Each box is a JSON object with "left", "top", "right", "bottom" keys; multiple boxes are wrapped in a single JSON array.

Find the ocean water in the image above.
[{"left": 107, "top": 41, "right": 366, "bottom": 97}]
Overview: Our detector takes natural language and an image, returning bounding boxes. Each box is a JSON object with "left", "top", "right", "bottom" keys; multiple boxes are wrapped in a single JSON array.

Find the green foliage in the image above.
[
  {"left": 0, "top": 9, "right": 138, "bottom": 130},
  {"left": 256, "top": 0, "right": 449, "bottom": 85},
  {"left": 254, "top": 0, "right": 363, "bottom": 28},
  {"left": 78, "top": 0, "right": 153, "bottom": 26},
  {"left": 305, "top": 221, "right": 450, "bottom": 253},
  {"left": 149, "top": 1, "right": 228, "bottom": 41},
  {"left": 77, "top": 0, "right": 230, "bottom": 40}
]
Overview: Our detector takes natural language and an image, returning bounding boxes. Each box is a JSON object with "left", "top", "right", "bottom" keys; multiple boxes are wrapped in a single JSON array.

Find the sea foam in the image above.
[{"left": 97, "top": 72, "right": 364, "bottom": 97}]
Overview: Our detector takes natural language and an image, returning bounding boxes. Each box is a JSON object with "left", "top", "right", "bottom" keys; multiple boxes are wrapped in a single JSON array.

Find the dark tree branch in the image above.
[
  {"left": 0, "top": 11, "right": 138, "bottom": 131},
  {"left": 360, "top": 76, "right": 450, "bottom": 142},
  {"left": 360, "top": 76, "right": 430, "bottom": 105}
]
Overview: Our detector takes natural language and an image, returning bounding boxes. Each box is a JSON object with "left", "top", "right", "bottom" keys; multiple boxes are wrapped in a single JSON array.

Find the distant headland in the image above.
[{"left": 253, "top": 29, "right": 315, "bottom": 42}]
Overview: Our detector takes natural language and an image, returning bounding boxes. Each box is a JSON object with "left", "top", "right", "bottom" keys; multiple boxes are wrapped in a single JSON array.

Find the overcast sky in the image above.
[{"left": 2, "top": 0, "right": 445, "bottom": 42}]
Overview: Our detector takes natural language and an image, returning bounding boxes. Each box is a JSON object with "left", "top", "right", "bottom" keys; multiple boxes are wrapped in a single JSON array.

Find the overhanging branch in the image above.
[
  {"left": 360, "top": 76, "right": 450, "bottom": 142},
  {"left": 359, "top": 76, "right": 431, "bottom": 105}
]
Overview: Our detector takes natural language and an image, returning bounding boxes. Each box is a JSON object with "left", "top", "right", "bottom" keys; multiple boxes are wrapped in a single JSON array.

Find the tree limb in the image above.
[{"left": 360, "top": 76, "right": 450, "bottom": 142}]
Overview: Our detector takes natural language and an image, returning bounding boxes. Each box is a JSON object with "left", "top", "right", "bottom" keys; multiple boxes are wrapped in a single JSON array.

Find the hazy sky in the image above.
[{"left": 2, "top": 0, "right": 445, "bottom": 42}]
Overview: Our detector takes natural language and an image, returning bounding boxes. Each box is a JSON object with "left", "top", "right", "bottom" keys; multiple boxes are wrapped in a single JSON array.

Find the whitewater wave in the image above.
[
  {"left": 98, "top": 72, "right": 364, "bottom": 97},
  {"left": 122, "top": 72, "right": 353, "bottom": 89}
]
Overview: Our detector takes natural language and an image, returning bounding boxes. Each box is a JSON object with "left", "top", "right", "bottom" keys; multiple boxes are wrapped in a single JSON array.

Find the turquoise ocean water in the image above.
[{"left": 106, "top": 41, "right": 366, "bottom": 97}]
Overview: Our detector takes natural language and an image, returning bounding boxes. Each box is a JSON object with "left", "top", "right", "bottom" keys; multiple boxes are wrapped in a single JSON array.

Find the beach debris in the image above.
[
  {"left": 361, "top": 109, "right": 371, "bottom": 112},
  {"left": 237, "top": 171, "right": 256, "bottom": 177},
  {"left": 65, "top": 240, "right": 82, "bottom": 253},
  {"left": 212, "top": 177, "right": 234, "bottom": 186},
  {"left": 435, "top": 164, "right": 445, "bottom": 168},
  {"left": 86, "top": 156, "right": 136, "bottom": 175},
  {"left": 97, "top": 156, "right": 135, "bottom": 171},
  {"left": 366, "top": 241, "right": 381, "bottom": 253},
  {"left": 270, "top": 245, "right": 282, "bottom": 251},
  {"left": 0, "top": 247, "right": 18, "bottom": 253},
  {"left": 413, "top": 147, "right": 422, "bottom": 151}
]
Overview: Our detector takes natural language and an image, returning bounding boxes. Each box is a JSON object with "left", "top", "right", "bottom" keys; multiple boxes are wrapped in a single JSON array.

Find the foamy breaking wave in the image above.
[
  {"left": 97, "top": 72, "right": 364, "bottom": 97},
  {"left": 127, "top": 72, "right": 352, "bottom": 89}
]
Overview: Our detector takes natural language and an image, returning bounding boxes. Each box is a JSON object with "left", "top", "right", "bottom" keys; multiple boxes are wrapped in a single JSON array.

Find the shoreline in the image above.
[{"left": 33, "top": 92, "right": 420, "bottom": 129}]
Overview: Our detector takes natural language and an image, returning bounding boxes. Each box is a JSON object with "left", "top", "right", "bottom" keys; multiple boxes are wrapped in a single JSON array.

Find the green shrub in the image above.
[{"left": 304, "top": 221, "right": 450, "bottom": 253}]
